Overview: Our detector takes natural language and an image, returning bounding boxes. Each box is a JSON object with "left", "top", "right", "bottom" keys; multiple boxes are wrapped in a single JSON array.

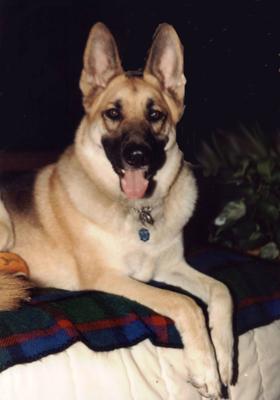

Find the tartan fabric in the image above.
[
  {"left": 151, "top": 248, "right": 280, "bottom": 337},
  {"left": 0, "top": 247, "right": 279, "bottom": 372},
  {"left": 0, "top": 289, "right": 182, "bottom": 372},
  {"left": 188, "top": 248, "right": 280, "bottom": 335}
]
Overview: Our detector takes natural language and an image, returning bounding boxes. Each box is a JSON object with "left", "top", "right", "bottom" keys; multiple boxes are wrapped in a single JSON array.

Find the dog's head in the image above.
[{"left": 76, "top": 22, "right": 186, "bottom": 201}]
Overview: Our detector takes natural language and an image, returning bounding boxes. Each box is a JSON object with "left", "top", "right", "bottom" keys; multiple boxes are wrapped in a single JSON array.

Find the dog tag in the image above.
[
  {"left": 139, "top": 208, "right": 154, "bottom": 226},
  {"left": 138, "top": 228, "right": 150, "bottom": 242}
]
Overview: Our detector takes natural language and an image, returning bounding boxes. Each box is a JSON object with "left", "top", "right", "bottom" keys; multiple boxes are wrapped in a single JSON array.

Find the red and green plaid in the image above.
[
  {"left": 0, "top": 289, "right": 182, "bottom": 372},
  {"left": 0, "top": 247, "right": 279, "bottom": 373}
]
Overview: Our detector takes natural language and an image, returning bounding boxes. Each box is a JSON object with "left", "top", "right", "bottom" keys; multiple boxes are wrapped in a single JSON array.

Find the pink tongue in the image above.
[{"left": 121, "top": 169, "right": 149, "bottom": 199}]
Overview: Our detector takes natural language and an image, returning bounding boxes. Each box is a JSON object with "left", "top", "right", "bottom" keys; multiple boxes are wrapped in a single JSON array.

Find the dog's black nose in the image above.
[{"left": 122, "top": 143, "right": 151, "bottom": 168}]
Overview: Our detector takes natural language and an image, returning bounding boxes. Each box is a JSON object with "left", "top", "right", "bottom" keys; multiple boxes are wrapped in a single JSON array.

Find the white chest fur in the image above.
[{"left": 81, "top": 203, "right": 172, "bottom": 282}]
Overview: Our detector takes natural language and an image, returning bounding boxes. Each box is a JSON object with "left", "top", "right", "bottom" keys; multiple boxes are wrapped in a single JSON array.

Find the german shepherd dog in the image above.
[{"left": 0, "top": 23, "right": 233, "bottom": 398}]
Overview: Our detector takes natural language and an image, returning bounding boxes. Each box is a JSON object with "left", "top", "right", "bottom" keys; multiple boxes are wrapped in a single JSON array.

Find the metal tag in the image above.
[
  {"left": 139, "top": 207, "right": 154, "bottom": 226},
  {"left": 138, "top": 228, "right": 150, "bottom": 242}
]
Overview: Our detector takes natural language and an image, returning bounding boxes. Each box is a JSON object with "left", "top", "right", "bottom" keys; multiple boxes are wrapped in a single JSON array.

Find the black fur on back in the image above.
[{"left": 0, "top": 171, "right": 37, "bottom": 219}]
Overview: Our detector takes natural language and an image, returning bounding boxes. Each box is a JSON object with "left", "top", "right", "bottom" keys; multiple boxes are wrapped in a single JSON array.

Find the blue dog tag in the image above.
[{"left": 138, "top": 228, "right": 150, "bottom": 242}]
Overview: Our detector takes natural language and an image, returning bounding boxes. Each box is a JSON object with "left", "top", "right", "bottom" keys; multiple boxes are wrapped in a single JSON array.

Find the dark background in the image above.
[{"left": 0, "top": 0, "right": 278, "bottom": 156}]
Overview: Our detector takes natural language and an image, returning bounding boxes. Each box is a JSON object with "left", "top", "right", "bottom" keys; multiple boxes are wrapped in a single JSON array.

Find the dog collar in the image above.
[{"left": 133, "top": 207, "right": 154, "bottom": 242}]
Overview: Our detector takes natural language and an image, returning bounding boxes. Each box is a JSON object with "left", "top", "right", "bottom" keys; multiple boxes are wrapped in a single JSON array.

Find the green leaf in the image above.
[
  {"left": 247, "top": 235, "right": 264, "bottom": 249},
  {"left": 241, "top": 228, "right": 264, "bottom": 250},
  {"left": 249, "top": 231, "right": 262, "bottom": 242},
  {"left": 271, "top": 170, "right": 280, "bottom": 183},
  {"left": 231, "top": 220, "right": 258, "bottom": 240},
  {"left": 233, "top": 158, "right": 250, "bottom": 179},
  {"left": 257, "top": 200, "right": 279, "bottom": 222},
  {"left": 260, "top": 242, "right": 280, "bottom": 260},
  {"left": 239, "top": 123, "right": 268, "bottom": 159},
  {"left": 256, "top": 159, "right": 273, "bottom": 181},
  {"left": 275, "top": 228, "right": 280, "bottom": 245},
  {"left": 214, "top": 199, "right": 246, "bottom": 226}
]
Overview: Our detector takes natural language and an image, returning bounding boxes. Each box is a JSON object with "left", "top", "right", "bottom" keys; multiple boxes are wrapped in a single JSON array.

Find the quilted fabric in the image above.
[{"left": 1, "top": 322, "right": 280, "bottom": 400}]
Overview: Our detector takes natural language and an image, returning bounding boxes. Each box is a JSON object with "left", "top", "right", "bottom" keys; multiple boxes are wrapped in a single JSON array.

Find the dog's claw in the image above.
[
  {"left": 188, "top": 368, "right": 221, "bottom": 399},
  {"left": 190, "top": 380, "right": 221, "bottom": 399}
]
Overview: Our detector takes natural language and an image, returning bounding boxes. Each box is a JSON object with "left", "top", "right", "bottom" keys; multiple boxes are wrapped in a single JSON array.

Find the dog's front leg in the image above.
[
  {"left": 83, "top": 271, "right": 221, "bottom": 399},
  {"left": 155, "top": 263, "right": 234, "bottom": 388}
]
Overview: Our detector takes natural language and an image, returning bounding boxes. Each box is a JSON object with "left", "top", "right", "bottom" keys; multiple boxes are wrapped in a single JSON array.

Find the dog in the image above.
[{"left": 0, "top": 23, "right": 233, "bottom": 398}]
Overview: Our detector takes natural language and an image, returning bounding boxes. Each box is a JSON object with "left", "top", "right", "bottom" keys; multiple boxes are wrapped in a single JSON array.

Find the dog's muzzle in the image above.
[
  {"left": 120, "top": 142, "right": 151, "bottom": 200},
  {"left": 102, "top": 130, "right": 167, "bottom": 200},
  {"left": 122, "top": 142, "right": 151, "bottom": 169}
]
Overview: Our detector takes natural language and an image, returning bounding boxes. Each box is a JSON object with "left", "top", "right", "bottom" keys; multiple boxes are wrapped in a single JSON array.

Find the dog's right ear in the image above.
[
  {"left": 144, "top": 24, "right": 186, "bottom": 108},
  {"left": 80, "top": 23, "right": 123, "bottom": 111}
]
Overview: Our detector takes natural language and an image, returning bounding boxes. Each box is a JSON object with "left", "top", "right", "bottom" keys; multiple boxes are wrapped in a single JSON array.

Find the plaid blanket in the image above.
[
  {"left": 0, "top": 247, "right": 279, "bottom": 372},
  {"left": 188, "top": 248, "right": 280, "bottom": 335},
  {"left": 0, "top": 289, "right": 182, "bottom": 372}
]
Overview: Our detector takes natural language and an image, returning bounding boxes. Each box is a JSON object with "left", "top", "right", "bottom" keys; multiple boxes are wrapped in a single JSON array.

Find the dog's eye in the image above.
[
  {"left": 147, "top": 110, "right": 165, "bottom": 123},
  {"left": 104, "top": 108, "right": 122, "bottom": 121}
]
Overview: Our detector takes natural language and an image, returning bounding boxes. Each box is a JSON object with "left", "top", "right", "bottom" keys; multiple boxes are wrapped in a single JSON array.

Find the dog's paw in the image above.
[
  {"left": 0, "top": 273, "right": 32, "bottom": 311},
  {"left": 173, "top": 298, "right": 222, "bottom": 399},
  {"left": 185, "top": 345, "right": 221, "bottom": 399},
  {"left": 208, "top": 282, "right": 234, "bottom": 387},
  {"left": 211, "top": 325, "right": 234, "bottom": 387}
]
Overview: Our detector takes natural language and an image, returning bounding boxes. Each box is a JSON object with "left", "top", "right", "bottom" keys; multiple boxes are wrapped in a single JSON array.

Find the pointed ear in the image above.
[
  {"left": 144, "top": 24, "right": 186, "bottom": 105},
  {"left": 80, "top": 23, "right": 123, "bottom": 110}
]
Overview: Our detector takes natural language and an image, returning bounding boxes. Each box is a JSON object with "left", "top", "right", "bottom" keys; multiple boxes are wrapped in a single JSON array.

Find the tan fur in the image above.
[
  {"left": 0, "top": 273, "right": 31, "bottom": 311},
  {"left": 0, "top": 23, "right": 233, "bottom": 398}
]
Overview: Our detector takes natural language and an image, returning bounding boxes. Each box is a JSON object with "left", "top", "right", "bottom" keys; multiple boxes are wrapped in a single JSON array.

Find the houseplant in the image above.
[{"left": 196, "top": 123, "right": 280, "bottom": 259}]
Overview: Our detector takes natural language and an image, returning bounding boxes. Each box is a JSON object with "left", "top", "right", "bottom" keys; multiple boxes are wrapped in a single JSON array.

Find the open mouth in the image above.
[
  {"left": 102, "top": 133, "right": 167, "bottom": 201},
  {"left": 120, "top": 166, "right": 149, "bottom": 200}
]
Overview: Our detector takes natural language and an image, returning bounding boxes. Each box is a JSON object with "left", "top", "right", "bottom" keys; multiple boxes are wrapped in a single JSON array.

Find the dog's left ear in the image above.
[
  {"left": 144, "top": 24, "right": 186, "bottom": 106},
  {"left": 80, "top": 23, "right": 123, "bottom": 111}
]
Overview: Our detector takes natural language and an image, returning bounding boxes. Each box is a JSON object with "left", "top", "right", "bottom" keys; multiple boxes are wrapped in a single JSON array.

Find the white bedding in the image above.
[{"left": 0, "top": 320, "right": 279, "bottom": 400}]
